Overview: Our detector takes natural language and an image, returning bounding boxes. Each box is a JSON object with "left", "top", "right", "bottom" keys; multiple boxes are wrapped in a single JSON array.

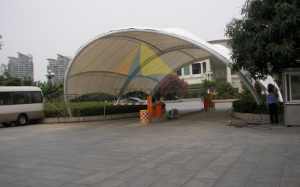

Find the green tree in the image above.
[
  {"left": 22, "top": 76, "right": 35, "bottom": 86},
  {"left": 216, "top": 82, "right": 237, "bottom": 97},
  {"left": 201, "top": 79, "right": 218, "bottom": 93},
  {"left": 240, "top": 82, "right": 252, "bottom": 97},
  {"left": 225, "top": 0, "right": 300, "bottom": 80},
  {"left": 38, "top": 81, "right": 64, "bottom": 96}
]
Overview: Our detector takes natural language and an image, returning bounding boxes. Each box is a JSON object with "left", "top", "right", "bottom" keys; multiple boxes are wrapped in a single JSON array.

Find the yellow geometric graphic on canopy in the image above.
[{"left": 140, "top": 43, "right": 176, "bottom": 76}]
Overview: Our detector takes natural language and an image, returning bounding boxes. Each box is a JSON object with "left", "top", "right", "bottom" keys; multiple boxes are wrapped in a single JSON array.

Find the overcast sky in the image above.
[{"left": 0, "top": 0, "right": 245, "bottom": 82}]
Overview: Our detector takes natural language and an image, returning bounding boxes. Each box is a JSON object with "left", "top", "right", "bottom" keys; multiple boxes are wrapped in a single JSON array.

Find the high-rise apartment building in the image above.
[
  {"left": 8, "top": 52, "right": 34, "bottom": 80},
  {"left": 47, "top": 54, "right": 71, "bottom": 83}
]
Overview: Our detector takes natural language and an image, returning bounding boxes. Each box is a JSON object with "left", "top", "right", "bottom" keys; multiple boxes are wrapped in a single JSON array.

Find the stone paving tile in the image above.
[
  {"left": 156, "top": 170, "right": 197, "bottom": 186},
  {"left": 226, "top": 162, "right": 257, "bottom": 175},
  {"left": 145, "top": 164, "right": 182, "bottom": 176},
  {"left": 135, "top": 152, "right": 177, "bottom": 169},
  {"left": 38, "top": 159, "right": 78, "bottom": 168},
  {"left": 194, "top": 166, "right": 229, "bottom": 179},
  {"left": 221, "top": 149, "right": 245, "bottom": 157},
  {"left": 220, "top": 171, "right": 253, "bottom": 182},
  {"left": 12, "top": 177, "right": 67, "bottom": 187},
  {"left": 118, "top": 174, "right": 163, "bottom": 187},
  {"left": 150, "top": 184, "right": 180, "bottom": 187},
  {"left": 253, "top": 167, "right": 282, "bottom": 176},
  {"left": 236, "top": 153, "right": 263, "bottom": 163},
  {"left": 180, "top": 159, "right": 211, "bottom": 171},
  {"left": 72, "top": 171, "right": 118, "bottom": 185},
  {"left": 32, "top": 164, "right": 98, "bottom": 176},
  {"left": 246, "top": 182, "right": 280, "bottom": 187},
  {"left": 61, "top": 183, "right": 89, "bottom": 187},
  {"left": 280, "top": 176, "right": 300, "bottom": 187},
  {"left": 209, "top": 156, "right": 238, "bottom": 167},
  {"left": 0, "top": 160, "right": 42, "bottom": 170},
  {"left": 128, "top": 153, "right": 163, "bottom": 163},
  {"left": 193, "top": 152, "right": 220, "bottom": 161},
  {"left": 90, "top": 178, "right": 126, "bottom": 187},
  {"left": 111, "top": 167, "right": 148, "bottom": 181},
  {"left": 0, "top": 166, "right": 36, "bottom": 176},
  {"left": 59, "top": 174, "right": 85, "bottom": 183},
  {"left": 286, "top": 147, "right": 300, "bottom": 155},
  {"left": 27, "top": 170, "right": 77, "bottom": 181},
  {"left": 248, "top": 173, "right": 281, "bottom": 184},
  {"left": 0, "top": 182, "right": 24, "bottom": 187},
  {"left": 101, "top": 161, "right": 141, "bottom": 172},
  {"left": 285, "top": 154, "right": 300, "bottom": 164},
  {"left": 257, "top": 157, "right": 285, "bottom": 169},
  {"left": 0, "top": 173, "right": 28, "bottom": 184},
  {"left": 182, "top": 178, "right": 217, "bottom": 187},
  {"left": 213, "top": 179, "right": 248, "bottom": 187},
  {"left": 166, "top": 154, "right": 194, "bottom": 164},
  {"left": 282, "top": 164, "right": 300, "bottom": 177}
]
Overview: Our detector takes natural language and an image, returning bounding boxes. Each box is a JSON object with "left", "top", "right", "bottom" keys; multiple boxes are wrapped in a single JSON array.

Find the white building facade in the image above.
[{"left": 177, "top": 40, "right": 242, "bottom": 93}]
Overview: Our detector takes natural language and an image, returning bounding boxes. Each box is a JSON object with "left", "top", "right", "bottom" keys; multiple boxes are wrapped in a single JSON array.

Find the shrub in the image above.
[
  {"left": 216, "top": 82, "right": 236, "bottom": 97},
  {"left": 233, "top": 98, "right": 284, "bottom": 114},
  {"left": 44, "top": 101, "right": 165, "bottom": 117}
]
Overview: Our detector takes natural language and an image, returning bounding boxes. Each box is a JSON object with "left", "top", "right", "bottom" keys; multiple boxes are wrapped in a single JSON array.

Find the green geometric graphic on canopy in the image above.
[{"left": 114, "top": 42, "right": 175, "bottom": 84}]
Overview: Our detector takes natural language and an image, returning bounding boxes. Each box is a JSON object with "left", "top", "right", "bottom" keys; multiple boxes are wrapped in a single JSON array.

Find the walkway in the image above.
[{"left": 0, "top": 110, "right": 299, "bottom": 187}]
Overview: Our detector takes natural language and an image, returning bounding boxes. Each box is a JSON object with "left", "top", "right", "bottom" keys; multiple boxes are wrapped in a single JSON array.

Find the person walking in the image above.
[{"left": 266, "top": 85, "right": 280, "bottom": 124}]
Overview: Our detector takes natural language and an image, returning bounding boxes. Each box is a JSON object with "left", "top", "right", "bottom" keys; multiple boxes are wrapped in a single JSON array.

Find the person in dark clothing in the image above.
[{"left": 266, "top": 85, "right": 280, "bottom": 124}]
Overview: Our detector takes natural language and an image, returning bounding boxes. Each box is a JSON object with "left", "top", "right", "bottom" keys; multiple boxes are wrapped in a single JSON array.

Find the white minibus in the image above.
[{"left": 0, "top": 86, "right": 43, "bottom": 127}]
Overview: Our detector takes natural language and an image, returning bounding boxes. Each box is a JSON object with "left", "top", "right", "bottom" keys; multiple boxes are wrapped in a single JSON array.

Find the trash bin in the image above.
[
  {"left": 155, "top": 101, "right": 163, "bottom": 117},
  {"left": 140, "top": 110, "right": 150, "bottom": 124}
]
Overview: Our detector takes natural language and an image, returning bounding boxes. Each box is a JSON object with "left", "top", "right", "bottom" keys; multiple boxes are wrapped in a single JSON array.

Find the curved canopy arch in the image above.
[{"left": 64, "top": 27, "right": 280, "bottom": 115}]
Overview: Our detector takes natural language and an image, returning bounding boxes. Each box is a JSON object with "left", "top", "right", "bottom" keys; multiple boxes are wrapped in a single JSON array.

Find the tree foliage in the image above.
[
  {"left": 225, "top": 0, "right": 300, "bottom": 80},
  {"left": 154, "top": 75, "right": 188, "bottom": 100},
  {"left": 240, "top": 82, "right": 252, "bottom": 97},
  {"left": 215, "top": 82, "right": 237, "bottom": 97},
  {"left": 201, "top": 79, "right": 218, "bottom": 93}
]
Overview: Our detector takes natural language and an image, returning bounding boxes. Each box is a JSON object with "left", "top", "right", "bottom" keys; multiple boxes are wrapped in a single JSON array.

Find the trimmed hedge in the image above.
[
  {"left": 73, "top": 105, "right": 147, "bottom": 117},
  {"left": 233, "top": 98, "right": 283, "bottom": 114},
  {"left": 44, "top": 102, "right": 165, "bottom": 118}
]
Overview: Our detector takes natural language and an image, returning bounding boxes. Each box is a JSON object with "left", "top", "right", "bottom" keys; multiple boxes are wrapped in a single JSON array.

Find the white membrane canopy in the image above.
[{"left": 65, "top": 27, "right": 279, "bottom": 111}]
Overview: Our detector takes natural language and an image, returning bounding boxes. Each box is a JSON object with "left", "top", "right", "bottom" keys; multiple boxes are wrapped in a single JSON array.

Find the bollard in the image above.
[{"left": 140, "top": 110, "right": 150, "bottom": 124}]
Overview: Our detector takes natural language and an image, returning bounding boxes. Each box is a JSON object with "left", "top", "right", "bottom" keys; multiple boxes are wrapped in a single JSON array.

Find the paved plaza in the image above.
[{"left": 0, "top": 110, "right": 300, "bottom": 187}]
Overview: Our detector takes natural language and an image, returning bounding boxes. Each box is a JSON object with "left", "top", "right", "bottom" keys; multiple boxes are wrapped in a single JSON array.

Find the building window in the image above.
[
  {"left": 184, "top": 65, "right": 190, "bottom": 75},
  {"left": 177, "top": 69, "right": 182, "bottom": 76},
  {"left": 203, "top": 62, "right": 206, "bottom": 73},
  {"left": 192, "top": 63, "right": 200, "bottom": 74}
]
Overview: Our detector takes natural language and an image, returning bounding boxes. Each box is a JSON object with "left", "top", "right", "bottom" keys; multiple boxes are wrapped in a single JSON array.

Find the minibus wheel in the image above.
[{"left": 16, "top": 114, "right": 28, "bottom": 126}]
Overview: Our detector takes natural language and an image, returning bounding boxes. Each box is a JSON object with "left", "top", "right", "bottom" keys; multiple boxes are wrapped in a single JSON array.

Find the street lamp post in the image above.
[
  {"left": 204, "top": 70, "right": 213, "bottom": 80},
  {"left": 45, "top": 70, "right": 55, "bottom": 94},
  {"left": 204, "top": 70, "right": 213, "bottom": 94}
]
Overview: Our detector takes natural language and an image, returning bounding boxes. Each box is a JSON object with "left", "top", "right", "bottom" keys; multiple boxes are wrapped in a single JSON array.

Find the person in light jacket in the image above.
[{"left": 266, "top": 84, "right": 280, "bottom": 124}]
